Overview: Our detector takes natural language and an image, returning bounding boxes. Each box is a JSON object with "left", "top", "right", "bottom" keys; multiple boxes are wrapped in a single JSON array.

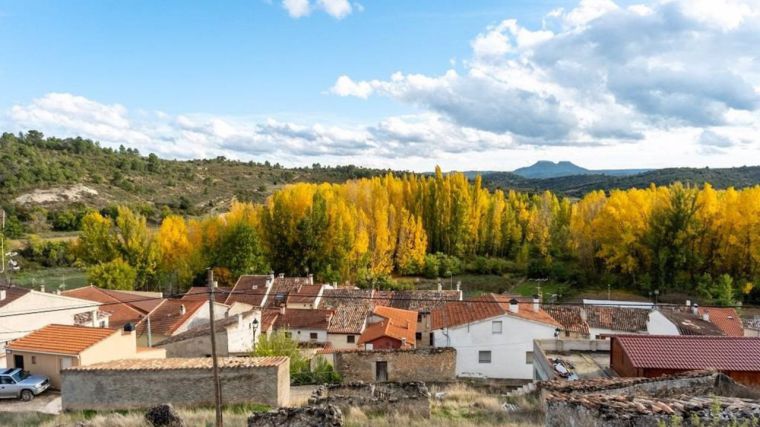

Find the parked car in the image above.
[{"left": 0, "top": 368, "right": 50, "bottom": 401}]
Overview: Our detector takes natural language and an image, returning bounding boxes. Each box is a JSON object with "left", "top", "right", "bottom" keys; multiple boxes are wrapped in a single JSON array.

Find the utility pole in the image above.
[{"left": 208, "top": 269, "right": 223, "bottom": 427}]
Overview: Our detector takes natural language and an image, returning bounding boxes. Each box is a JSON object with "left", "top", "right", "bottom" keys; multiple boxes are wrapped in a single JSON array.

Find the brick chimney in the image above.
[{"left": 508, "top": 298, "right": 519, "bottom": 314}]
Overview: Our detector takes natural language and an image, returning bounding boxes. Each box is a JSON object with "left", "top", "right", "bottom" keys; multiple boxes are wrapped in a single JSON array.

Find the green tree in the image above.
[
  {"left": 87, "top": 258, "right": 137, "bottom": 290},
  {"left": 252, "top": 331, "right": 309, "bottom": 377},
  {"left": 214, "top": 222, "right": 268, "bottom": 279}
]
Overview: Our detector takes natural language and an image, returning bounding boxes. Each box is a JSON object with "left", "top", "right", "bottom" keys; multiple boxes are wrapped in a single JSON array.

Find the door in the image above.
[
  {"left": 375, "top": 361, "right": 388, "bottom": 382},
  {"left": 0, "top": 376, "right": 15, "bottom": 398},
  {"left": 13, "top": 355, "right": 24, "bottom": 370}
]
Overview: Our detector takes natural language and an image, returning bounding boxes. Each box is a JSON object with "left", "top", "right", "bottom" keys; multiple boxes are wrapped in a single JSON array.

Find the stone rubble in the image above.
[
  {"left": 247, "top": 404, "right": 344, "bottom": 427},
  {"left": 144, "top": 404, "right": 185, "bottom": 427}
]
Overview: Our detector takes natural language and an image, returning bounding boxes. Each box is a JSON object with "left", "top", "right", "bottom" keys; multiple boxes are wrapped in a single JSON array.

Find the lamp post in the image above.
[{"left": 252, "top": 318, "right": 259, "bottom": 353}]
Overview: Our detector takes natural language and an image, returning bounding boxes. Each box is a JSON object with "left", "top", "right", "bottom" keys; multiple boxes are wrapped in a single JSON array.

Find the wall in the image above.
[
  {"left": 433, "top": 314, "right": 557, "bottom": 379},
  {"left": 61, "top": 362, "right": 289, "bottom": 410},
  {"left": 288, "top": 328, "right": 328, "bottom": 343},
  {"left": 646, "top": 311, "right": 679, "bottom": 335},
  {"left": 0, "top": 291, "right": 103, "bottom": 364},
  {"left": 225, "top": 312, "right": 261, "bottom": 354},
  {"left": 334, "top": 348, "right": 456, "bottom": 383},
  {"left": 158, "top": 333, "right": 226, "bottom": 358},
  {"left": 9, "top": 352, "right": 79, "bottom": 389},
  {"left": 532, "top": 339, "right": 610, "bottom": 381},
  {"left": 327, "top": 333, "right": 359, "bottom": 350}
]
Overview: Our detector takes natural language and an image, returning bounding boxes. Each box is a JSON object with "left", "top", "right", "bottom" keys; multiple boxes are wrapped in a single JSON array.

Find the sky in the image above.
[{"left": 1, "top": 0, "right": 759, "bottom": 172}]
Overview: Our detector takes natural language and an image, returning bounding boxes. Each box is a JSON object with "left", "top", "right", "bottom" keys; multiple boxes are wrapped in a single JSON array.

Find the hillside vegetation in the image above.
[{"left": 0, "top": 131, "right": 394, "bottom": 235}]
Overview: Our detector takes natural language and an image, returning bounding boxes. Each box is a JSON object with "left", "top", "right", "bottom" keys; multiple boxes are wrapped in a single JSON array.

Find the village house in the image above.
[
  {"left": 545, "top": 305, "right": 650, "bottom": 339},
  {"left": 64, "top": 286, "right": 228, "bottom": 346},
  {"left": 225, "top": 273, "right": 321, "bottom": 310},
  {"left": 431, "top": 294, "right": 561, "bottom": 380},
  {"left": 610, "top": 335, "right": 760, "bottom": 386},
  {"left": 6, "top": 324, "right": 165, "bottom": 388},
  {"left": 272, "top": 307, "right": 333, "bottom": 343},
  {"left": 1, "top": 285, "right": 110, "bottom": 368},
  {"left": 358, "top": 306, "right": 418, "bottom": 350},
  {"left": 648, "top": 304, "right": 728, "bottom": 336},
  {"left": 154, "top": 310, "right": 262, "bottom": 357}
]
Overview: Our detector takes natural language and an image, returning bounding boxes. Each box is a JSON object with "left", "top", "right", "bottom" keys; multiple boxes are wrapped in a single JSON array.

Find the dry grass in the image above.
[
  {"left": 36, "top": 406, "right": 258, "bottom": 427},
  {"left": 343, "top": 384, "right": 543, "bottom": 427}
]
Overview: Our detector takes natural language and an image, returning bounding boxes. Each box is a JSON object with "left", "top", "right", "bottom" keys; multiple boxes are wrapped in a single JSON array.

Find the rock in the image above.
[
  {"left": 248, "top": 405, "right": 344, "bottom": 427},
  {"left": 145, "top": 404, "right": 185, "bottom": 427}
]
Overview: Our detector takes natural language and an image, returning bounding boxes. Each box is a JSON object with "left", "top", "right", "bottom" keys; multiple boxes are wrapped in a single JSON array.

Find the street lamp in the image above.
[{"left": 252, "top": 318, "right": 259, "bottom": 353}]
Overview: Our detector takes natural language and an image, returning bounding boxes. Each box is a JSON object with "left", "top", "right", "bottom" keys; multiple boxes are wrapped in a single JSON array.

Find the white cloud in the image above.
[
  {"left": 317, "top": 0, "right": 352, "bottom": 19},
  {"left": 282, "top": 0, "right": 310, "bottom": 18},
  {"left": 281, "top": 0, "right": 354, "bottom": 19},
  {"left": 331, "top": 0, "right": 760, "bottom": 152}
]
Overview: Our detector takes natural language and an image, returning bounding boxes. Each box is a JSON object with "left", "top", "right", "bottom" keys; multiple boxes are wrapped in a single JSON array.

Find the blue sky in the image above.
[{"left": 1, "top": 0, "right": 759, "bottom": 171}]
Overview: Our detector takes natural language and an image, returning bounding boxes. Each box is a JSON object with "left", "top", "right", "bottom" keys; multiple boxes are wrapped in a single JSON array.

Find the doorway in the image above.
[
  {"left": 375, "top": 361, "right": 388, "bottom": 382},
  {"left": 13, "top": 355, "right": 24, "bottom": 370}
]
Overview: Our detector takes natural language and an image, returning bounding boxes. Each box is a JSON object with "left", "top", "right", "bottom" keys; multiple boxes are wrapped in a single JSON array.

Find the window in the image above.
[
  {"left": 31, "top": 356, "right": 36, "bottom": 365},
  {"left": 492, "top": 321, "right": 502, "bottom": 334},
  {"left": 415, "top": 332, "right": 422, "bottom": 341},
  {"left": 525, "top": 351, "right": 534, "bottom": 364},
  {"left": 347, "top": 335, "right": 355, "bottom": 343},
  {"left": 310, "top": 332, "right": 318, "bottom": 340},
  {"left": 429, "top": 333, "right": 434, "bottom": 346},
  {"left": 478, "top": 351, "right": 492, "bottom": 364},
  {"left": 284, "top": 332, "right": 292, "bottom": 338}
]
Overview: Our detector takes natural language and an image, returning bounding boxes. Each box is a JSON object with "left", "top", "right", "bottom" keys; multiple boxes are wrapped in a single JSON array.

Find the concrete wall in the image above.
[
  {"left": 158, "top": 333, "right": 227, "bottom": 358},
  {"left": 646, "top": 311, "right": 679, "bottom": 335},
  {"left": 433, "top": 314, "right": 557, "bottom": 379},
  {"left": 61, "top": 362, "right": 289, "bottom": 410},
  {"left": 0, "top": 291, "right": 103, "bottom": 367},
  {"left": 334, "top": 348, "right": 456, "bottom": 383},
  {"left": 327, "top": 333, "right": 359, "bottom": 350},
  {"left": 8, "top": 330, "right": 165, "bottom": 389}
]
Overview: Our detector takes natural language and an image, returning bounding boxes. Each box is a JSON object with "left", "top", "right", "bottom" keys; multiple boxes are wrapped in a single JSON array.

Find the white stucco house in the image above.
[
  {"left": 154, "top": 309, "right": 262, "bottom": 357},
  {"left": 272, "top": 307, "right": 333, "bottom": 344},
  {"left": 431, "top": 294, "right": 561, "bottom": 380},
  {"left": 0, "top": 285, "right": 110, "bottom": 368}
]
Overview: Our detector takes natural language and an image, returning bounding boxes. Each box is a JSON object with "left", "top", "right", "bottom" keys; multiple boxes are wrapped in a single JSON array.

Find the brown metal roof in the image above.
[{"left": 613, "top": 335, "right": 760, "bottom": 371}]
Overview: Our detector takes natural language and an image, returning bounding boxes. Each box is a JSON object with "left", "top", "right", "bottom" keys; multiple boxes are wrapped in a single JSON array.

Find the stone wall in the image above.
[
  {"left": 310, "top": 382, "right": 431, "bottom": 418},
  {"left": 333, "top": 347, "right": 455, "bottom": 383},
  {"left": 61, "top": 359, "right": 289, "bottom": 410}
]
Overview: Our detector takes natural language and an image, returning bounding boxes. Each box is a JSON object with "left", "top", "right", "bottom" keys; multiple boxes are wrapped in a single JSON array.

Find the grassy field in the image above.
[
  {"left": 0, "top": 385, "right": 541, "bottom": 427},
  {"left": 8, "top": 267, "right": 88, "bottom": 291}
]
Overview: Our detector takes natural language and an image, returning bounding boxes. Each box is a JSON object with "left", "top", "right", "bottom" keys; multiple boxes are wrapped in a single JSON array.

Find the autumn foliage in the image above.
[{"left": 75, "top": 169, "right": 760, "bottom": 301}]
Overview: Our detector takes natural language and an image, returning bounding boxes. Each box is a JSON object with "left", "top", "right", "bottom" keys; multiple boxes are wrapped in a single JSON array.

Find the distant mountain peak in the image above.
[{"left": 513, "top": 161, "right": 590, "bottom": 179}]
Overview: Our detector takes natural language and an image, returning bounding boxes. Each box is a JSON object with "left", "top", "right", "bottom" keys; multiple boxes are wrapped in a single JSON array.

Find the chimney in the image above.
[
  {"left": 456, "top": 281, "right": 461, "bottom": 292},
  {"left": 702, "top": 311, "right": 710, "bottom": 322},
  {"left": 280, "top": 306, "right": 286, "bottom": 315},
  {"left": 40, "top": 284, "right": 45, "bottom": 293},
  {"left": 685, "top": 300, "right": 691, "bottom": 307},
  {"left": 0, "top": 290, "right": 6, "bottom": 301},
  {"left": 437, "top": 280, "right": 442, "bottom": 292},
  {"left": 532, "top": 294, "right": 540, "bottom": 313},
  {"left": 278, "top": 273, "right": 285, "bottom": 279},
  {"left": 308, "top": 274, "right": 314, "bottom": 285},
  {"left": 179, "top": 304, "right": 186, "bottom": 316},
  {"left": 91, "top": 309, "right": 99, "bottom": 327},
  {"left": 580, "top": 308, "right": 588, "bottom": 322},
  {"left": 692, "top": 303, "right": 699, "bottom": 315},
  {"left": 56, "top": 289, "right": 62, "bottom": 295},
  {"left": 508, "top": 298, "right": 519, "bottom": 314}
]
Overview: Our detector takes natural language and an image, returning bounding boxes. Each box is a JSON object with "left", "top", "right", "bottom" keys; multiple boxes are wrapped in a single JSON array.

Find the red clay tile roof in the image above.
[
  {"left": 287, "top": 285, "right": 323, "bottom": 305},
  {"left": 430, "top": 296, "right": 504, "bottom": 330},
  {"left": 584, "top": 306, "right": 649, "bottom": 333},
  {"left": 260, "top": 309, "right": 279, "bottom": 332},
  {"left": 613, "top": 335, "right": 760, "bottom": 371},
  {"left": 7, "top": 324, "right": 117, "bottom": 355},
  {"left": 273, "top": 308, "right": 333, "bottom": 331},
  {"left": 544, "top": 306, "right": 590, "bottom": 336},
  {"left": 138, "top": 299, "right": 206, "bottom": 337},
  {"left": 699, "top": 307, "right": 744, "bottom": 337},
  {"left": 358, "top": 306, "right": 417, "bottom": 346},
  {"left": 63, "top": 286, "right": 145, "bottom": 328},
  {"left": 431, "top": 294, "right": 560, "bottom": 330},
  {"left": 659, "top": 307, "right": 725, "bottom": 336},
  {"left": 327, "top": 303, "right": 371, "bottom": 334},
  {"left": 491, "top": 295, "right": 562, "bottom": 328},
  {"left": 0, "top": 285, "right": 30, "bottom": 309},
  {"left": 265, "top": 277, "right": 311, "bottom": 308},
  {"left": 182, "top": 286, "right": 231, "bottom": 304},
  {"left": 224, "top": 275, "right": 271, "bottom": 307}
]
